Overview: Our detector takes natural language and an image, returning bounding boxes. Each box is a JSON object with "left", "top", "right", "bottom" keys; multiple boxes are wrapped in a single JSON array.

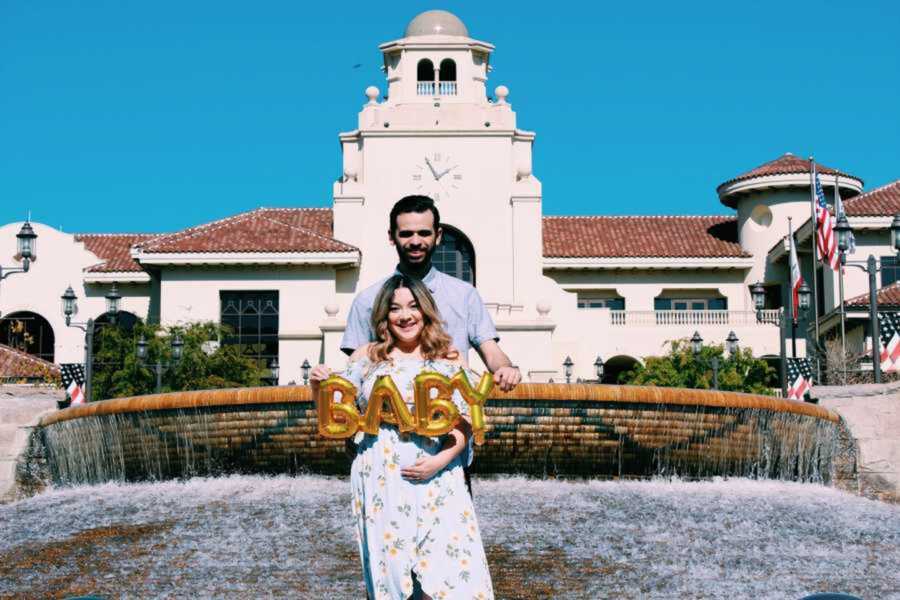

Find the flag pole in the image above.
[
  {"left": 788, "top": 216, "right": 797, "bottom": 357},
  {"left": 836, "top": 173, "right": 847, "bottom": 383},
  {"left": 808, "top": 157, "right": 822, "bottom": 379}
]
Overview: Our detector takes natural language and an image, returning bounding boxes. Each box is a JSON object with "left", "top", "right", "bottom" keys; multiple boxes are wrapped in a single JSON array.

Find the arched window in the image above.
[
  {"left": 92, "top": 311, "right": 141, "bottom": 354},
  {"left": 417, "top": 59, "right": 436, "bottom": 96},
  {"left": 0, "top": 311, "right": 55, "bottom": 362},
  {"left": 439, "top": 59, "right": 457, "bottom": 81},
  {"left": 439, "top": 59, "right": 457, "bottom": 95},
  {"left": 433, "top": 226, "right": 475, "bottom": 285},
  {"left": 417, "top": 59, "right": 434, "bottom": 82}
]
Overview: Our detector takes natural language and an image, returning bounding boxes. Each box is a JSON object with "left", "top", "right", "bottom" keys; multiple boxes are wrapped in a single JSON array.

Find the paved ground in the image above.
[{"left": 2, "top": 475, "right": 898, "bottom": 599}]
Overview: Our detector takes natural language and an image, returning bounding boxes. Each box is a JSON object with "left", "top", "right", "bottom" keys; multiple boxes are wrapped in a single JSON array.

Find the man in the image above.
[{"left": 341, "top": 195, "right": 520, "bottom": 391}]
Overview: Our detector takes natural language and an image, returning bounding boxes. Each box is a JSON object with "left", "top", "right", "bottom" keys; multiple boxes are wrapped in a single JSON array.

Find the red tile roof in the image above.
[
  {"left": 542, "top": 216, "right": 749, "bottom": 259},
  {"left": 718, "top": 153, "right": 860, "bottom": 192},
  {"left": 76, "top": 234, "right": 158, "bottom": 273},
  {"left": 845, "top": 282, "right": 900, "bottom": 310},
  {"left": 0, "top": 343, "right": 60, "bottom": 381},
  {"left": 844, "top": 180, "right": 900, "bottom": 217},
  {"left": 136, "top": 208, "right": 357, "bottom": 254}
]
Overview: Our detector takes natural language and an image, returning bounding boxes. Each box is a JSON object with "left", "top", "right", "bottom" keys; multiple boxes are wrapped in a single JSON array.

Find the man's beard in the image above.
[{"left": 397, "top": 243, "right": 436, "bottom": 268}]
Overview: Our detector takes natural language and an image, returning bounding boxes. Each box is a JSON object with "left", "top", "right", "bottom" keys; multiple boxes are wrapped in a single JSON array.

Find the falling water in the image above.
[
  {"left": 38, "top": 399, "right": 838, "bottom": 486},
  {"left": 2, "top": 476, "right": 898, "bottom": 599}
]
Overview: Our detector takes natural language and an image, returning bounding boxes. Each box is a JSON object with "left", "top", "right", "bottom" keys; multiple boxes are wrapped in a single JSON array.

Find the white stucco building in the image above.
[{"left": 2, "top": 10, "right": 899, "bottom": 385}]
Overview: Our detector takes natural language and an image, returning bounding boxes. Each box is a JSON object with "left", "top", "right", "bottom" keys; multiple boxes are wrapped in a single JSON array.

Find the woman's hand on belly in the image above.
[{"left": 400, "top": 453, "right": 451, "bottom": 482}]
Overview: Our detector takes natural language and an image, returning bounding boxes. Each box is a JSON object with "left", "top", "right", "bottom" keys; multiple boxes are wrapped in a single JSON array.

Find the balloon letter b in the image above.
[
  {"left": 316, "top": 376, "right": 360, "bottom": 439},
  {"left": 413, "top": 371, "right": 460, "bottom": 437}
]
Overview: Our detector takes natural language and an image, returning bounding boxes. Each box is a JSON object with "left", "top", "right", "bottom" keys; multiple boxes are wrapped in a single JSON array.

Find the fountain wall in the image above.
[{"left": 37, "top": 384, "right": 839, "bottom": 486}]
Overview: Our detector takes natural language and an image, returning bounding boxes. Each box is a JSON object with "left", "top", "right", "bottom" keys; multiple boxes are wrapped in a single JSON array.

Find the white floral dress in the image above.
[{"left": 344, "top": 356, "right": 494, "bottom": 600}]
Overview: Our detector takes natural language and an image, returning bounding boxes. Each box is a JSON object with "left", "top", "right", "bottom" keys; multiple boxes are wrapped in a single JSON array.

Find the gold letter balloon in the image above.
[
  {"left": 316, "top": 376, "right": 361, "bottom": 439},
  {"left": 316, "top": 369, "right": 493, "bottom": 441}
]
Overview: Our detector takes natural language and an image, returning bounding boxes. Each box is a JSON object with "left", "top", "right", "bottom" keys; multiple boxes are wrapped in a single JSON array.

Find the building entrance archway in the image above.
[{"left": 0, "top": 311, "right": 55, "bottom": 362}]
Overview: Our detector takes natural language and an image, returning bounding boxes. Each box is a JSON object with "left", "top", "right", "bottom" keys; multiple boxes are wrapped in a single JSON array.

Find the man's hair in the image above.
[{"left": 389, "top": 195, "right": 441, "bottom": 235}]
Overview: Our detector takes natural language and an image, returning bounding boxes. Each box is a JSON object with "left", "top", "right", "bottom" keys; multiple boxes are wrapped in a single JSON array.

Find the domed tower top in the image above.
[
  {"left": 377, "top": 11, "right": 495, "bottom": 106},
  {"left": 404, "top": 10, "right": 469, "bottom": 37}
]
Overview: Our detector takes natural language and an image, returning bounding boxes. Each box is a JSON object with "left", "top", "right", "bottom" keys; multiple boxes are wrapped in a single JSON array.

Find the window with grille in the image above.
[
  {"left": 433, "top": 227, "right": 475, "bottom": 284},
  {"left": 220, "top": 291, "right": 279, "bottom": 377},
  {"left": 882, "top": 256, "right": 900, "bottom": 287},
  {"left": 576, "top": 295, "right": 625, "bottom": 310}
]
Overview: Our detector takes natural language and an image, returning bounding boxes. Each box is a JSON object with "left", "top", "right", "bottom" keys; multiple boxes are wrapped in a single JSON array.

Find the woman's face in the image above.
[{"left": 388, "top": 286, "right": 424, "bottom": 345}]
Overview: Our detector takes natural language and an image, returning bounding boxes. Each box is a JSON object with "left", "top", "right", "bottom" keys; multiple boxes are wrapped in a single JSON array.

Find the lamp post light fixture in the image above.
[
  {"left": 1, "top": 221, "right": 38, "bottom": 282},
  {"left": 690, "top": 331, "right": 703, "bottom": 356},
  {"left": 301, "top": 359, "right": 311, "bottom": 386},
  {"left": 268, "top": 358, "right": 280, "bottom": 385},
  {"left": 136, "top": 332, "right": 185, "bottom": 393},
  {"left": 60, "top": 284, "right": 122, "bottom": 403},
  {"left": 594, "top": 355, "right": 605, "bottom": 383},
  {"left": 832, "top": 213, "right": 900, "bottom": 384},
  {"left": 563, "top": 356, "right": 574, "bottom": 384},
  {"left": 726, "top": 331, "right": 740, "bottom": 357},
  {"left": 751, "top": 280, "right": 811, "bottom": 398},
  {"left": 690, "top": 331, "right": 728, "bottom": 390}
]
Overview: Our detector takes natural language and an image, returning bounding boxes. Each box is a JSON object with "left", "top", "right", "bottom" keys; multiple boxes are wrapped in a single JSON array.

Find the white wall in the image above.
[{"left": 0, "top": 223, "right": 150, "bottom": 364}]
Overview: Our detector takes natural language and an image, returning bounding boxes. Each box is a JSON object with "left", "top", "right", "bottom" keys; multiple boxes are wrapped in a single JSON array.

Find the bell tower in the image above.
[
  {"left": 379, "top": 10, "right": 494, "bottom": 106},
  {"left": 333, "top": 10, "right": 545, "bottom": 339}
]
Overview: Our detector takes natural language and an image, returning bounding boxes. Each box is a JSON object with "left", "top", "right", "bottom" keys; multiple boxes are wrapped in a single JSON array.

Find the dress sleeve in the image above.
[{"left": 340, "top": 357, "right": 367, "bottom": 392}]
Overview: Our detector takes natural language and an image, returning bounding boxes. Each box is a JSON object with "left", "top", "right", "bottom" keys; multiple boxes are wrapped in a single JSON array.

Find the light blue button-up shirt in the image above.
[{"left": 340, "top": 266, "right": 499, "bottom": 358}]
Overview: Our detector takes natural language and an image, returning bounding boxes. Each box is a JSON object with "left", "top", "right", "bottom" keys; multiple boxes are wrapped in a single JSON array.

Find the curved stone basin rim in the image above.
[{"left": 39, "top": 383, "right": 839, "bottom": 427}]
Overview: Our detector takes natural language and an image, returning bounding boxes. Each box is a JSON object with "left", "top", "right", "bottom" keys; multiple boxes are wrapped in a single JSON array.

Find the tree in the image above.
[
  {"left": 91, "top": 321, "right": 267, "bottom": 401},
  {"left": 618, "top": 338, "right": 775, "bottom": 395}
]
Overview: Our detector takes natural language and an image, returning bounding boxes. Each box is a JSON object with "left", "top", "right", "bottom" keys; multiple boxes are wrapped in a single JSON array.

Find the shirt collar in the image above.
[{"left": 394, "top": 264, "right": 439, "bottom": 293}]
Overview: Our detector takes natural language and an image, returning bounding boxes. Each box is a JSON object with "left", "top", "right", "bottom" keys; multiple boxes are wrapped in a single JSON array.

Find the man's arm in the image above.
[
  {"left": 466, "top": 288, "right": 521, "bottom": 391},
  {"left": 475, "top": 340, "right": 521, "bottom": 392},
  {"left": 340, "top": 295, "right": 372, "bottom": 356}
]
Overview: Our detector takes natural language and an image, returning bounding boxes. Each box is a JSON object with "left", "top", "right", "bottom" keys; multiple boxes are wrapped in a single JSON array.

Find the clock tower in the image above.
[{"left": 333, "top": 10, "right": 545, "bottom": 335}]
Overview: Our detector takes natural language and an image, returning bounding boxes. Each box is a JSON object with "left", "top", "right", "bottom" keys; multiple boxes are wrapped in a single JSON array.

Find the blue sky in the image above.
[{"left": 2, "top": 1, "right": 898, "bottom": 233}]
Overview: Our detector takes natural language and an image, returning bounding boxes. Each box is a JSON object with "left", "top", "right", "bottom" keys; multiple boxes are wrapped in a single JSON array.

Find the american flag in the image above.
[
  {"left": 60, "top": 363, "right": 86, "bottom": 405},
  {"left": 786, "top": 358, "right": 813, "bottom": 401},
  {"left": 814, "top": 166, "right": 839, "bottom": 271},
  {"left": 878, "top": 312, "right": 900, "bottom": 373}
]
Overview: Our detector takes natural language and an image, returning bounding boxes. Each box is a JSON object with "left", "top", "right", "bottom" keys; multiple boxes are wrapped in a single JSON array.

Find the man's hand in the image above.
[
  {"left": 493, "top": 365, "right": 521, "bottom": 392},
  {"left": 309, "top": 364, "right": 332, "bottom": 384}
]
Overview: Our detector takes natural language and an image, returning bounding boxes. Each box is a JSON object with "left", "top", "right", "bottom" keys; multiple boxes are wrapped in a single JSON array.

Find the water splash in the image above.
[{"left": 1, "top": 476, "right": 897, "bottom": 599}]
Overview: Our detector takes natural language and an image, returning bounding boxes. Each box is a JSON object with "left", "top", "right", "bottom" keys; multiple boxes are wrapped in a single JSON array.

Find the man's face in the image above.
[{"left": 390, "top": 211, "right": 443, "bottom": 268}]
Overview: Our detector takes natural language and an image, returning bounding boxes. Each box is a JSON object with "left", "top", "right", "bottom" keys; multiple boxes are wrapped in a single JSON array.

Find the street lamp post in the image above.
[
  {"left": 136, "top": 332, "right": 184, "bottom": 393},
  {"left": 563, "top": 356, "right": 573, "bottom": 384},
  {"left": 593, "top": 355, "right": 605, "bottom": 384},
  {"left": 301, "top": 359, "right": 311, "bottom": 386},
  {"left": 833, "top": 212, "right": 900, "bottom": 384},
  {"left": 0, "top": 222, "right": 38, "bottom": 283},
  {"left": 691, "top": 331, "right": 723, "bottom": 390},
  {"left": 752, "top": 281, "right": 810, "bottom": 398},
  {"left": 61, "top": 283, "right": 121, "bottom": 403}
]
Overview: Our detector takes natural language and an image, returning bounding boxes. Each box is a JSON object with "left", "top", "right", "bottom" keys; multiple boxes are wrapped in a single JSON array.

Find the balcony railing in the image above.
[
  {"left": 417, "top": 81, "right": 458, "bottom": 96},
  {"left": 609, "top": 310, "right": 780, "bottom": 326}
]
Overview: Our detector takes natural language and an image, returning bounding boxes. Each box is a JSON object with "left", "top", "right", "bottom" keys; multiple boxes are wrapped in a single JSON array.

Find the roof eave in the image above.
[
  {"left": 133, "top": 250, "right": 361, "bottom": 267},
  {"left": 542, "top": 256, "right": 754, "bottom": 270}
]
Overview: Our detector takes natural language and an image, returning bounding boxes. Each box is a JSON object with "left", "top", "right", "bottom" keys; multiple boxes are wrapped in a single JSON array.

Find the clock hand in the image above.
[
  {"left": 437, "top": 165, "right": 457, "bottom": 180},
  {"left": 424, "top": 157, "right": 440, "bottom": 180}
]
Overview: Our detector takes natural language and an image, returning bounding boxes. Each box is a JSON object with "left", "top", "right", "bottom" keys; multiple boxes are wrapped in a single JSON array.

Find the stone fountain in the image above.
[{"left": 37, "top": 384, "right": 838, "bottom": 485}]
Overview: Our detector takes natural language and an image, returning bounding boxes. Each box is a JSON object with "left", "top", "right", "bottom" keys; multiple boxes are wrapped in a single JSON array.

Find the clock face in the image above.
[{"left": 411, "top": 152, "right": 463, "bottom": 202}]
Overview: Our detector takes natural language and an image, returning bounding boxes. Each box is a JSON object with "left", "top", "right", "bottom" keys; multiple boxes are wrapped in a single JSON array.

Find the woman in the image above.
[{"left": 310, "top": 275, "right": 494, "bottom": 600}]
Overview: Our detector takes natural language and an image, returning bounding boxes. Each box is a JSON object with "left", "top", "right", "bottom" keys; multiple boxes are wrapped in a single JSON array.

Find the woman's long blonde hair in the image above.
[{"left": 368, "top": 275, "right": 457, "bottom": 363}]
